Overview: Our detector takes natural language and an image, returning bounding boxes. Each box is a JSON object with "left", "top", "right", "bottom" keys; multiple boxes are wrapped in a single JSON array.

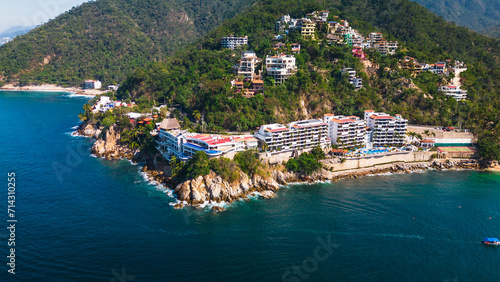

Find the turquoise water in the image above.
[{"left": 1, "top": 91, "right": 500, "bottom": 281}]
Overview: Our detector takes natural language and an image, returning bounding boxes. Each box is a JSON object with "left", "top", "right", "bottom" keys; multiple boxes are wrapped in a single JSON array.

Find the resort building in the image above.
[
  {"left": 157, "top": 119, "right": 258, "bottom": 160},
  {"left": 254, "top": 119, "right": 329, "bottom": 152},
  {"left": 324, "top": 114, "right": 367, "bottom": 148},
  {"left": 438, "top": 85, "right": 467, "bottom": 101},
  {"left": 85, "top": 79, "right": 102, "bottom": 89},
  {"left": 234, "top": 51, "right": 260, "bottom": 80},
  {"left": 364, "top": 110, "right": 407, "bottom": 147},
  {"left": 374, "top": 40, "right": 398, "bottom": 55},
  {"left": 221, "top": 36, "right": 248, "bottom": 49},
  {"left": 265, "top": 54, "right": 297, "bottom": 84},
  {"left": 301, "top": 19, "right": 316, "bottom": 39}
]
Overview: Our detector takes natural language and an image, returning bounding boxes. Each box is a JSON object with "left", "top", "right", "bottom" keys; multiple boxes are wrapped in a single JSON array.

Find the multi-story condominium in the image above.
[
  {"left": 265, "top": 54, "right": 297, "bottom": 84},
  {"left": 235, "top": 51, "right": 260, "bottom": 80},
  {"left": 221, "top": 36, "right": 248, "bottom": 49},
  {"left": 157, "top": 119, "right": 258, "bottom": 160},
  {"left": 301, "top": 19, "right": 316, "bottom": 39},
  {"left": 368, "top": 32, "right": 383, "bottom": 42},
  {"left": 438, "top": 85, "right": 467, "bottom": 101},
  {"left": 341, "top": 68, "right": 363, "bottom": 89},
  {"left": 364, "top": 111, "right": 407, "bottom": 146},
  {"left": 85, "top": 79, "right": 102, "bottom": 89},
  {"left": 254, "top": 119, "right": 329, "bottom": 152},
  {"left": 324, "top": 114, "right": 367, "bottom": 148},
  {"left": 374, "top": 40, "right": 398, "bottom": 55}
]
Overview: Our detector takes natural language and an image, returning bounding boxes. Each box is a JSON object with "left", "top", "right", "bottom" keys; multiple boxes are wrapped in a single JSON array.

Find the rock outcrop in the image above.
[
  {"left": 90, "top": 125, "right": 135, "bottom": 160},
  {"left": 171, "top": 159, "right": 482, "bottom": 210},
  {"left": 78, "top": 122, "right": 135, "bottom": 160},
  {"left": 173, "top": 171, "right": 295, "bottom": 208}
]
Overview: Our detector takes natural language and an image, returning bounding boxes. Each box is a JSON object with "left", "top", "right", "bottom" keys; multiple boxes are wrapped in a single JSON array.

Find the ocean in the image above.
[{"left": 1, "top": 91, "right": 499, "bottom": 281}]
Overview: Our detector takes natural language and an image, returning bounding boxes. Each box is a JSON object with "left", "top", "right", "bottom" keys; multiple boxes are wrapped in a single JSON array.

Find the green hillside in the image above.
[
  {"left": 410, "top": 0, "right": 500, "bottom": 39},
  {"left": 116, "top": 0, "right": 500, "bottom": 158},
  {"left": 0, "top": 0, "right": 257, "bottom": 87}
]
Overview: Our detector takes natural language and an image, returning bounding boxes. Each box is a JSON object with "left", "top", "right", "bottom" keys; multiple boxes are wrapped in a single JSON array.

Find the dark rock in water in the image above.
[
  {"left": 173, "top": 203, "right": 184, "bottom": 209},
  {"left": 212, "top": 206, "right": 226, "bottom": 212}
]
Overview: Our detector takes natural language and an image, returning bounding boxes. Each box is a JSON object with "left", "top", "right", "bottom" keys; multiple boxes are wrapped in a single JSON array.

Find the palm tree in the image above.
[{"left": 193, "top": 110, "right": 201, "bottom": 124}]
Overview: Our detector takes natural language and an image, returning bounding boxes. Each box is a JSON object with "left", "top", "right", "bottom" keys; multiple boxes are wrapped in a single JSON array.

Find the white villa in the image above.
[
  {"left": 235, "top": 51, "right": 260, "bottom": 80},
  {"left": 265, "top": 54, "right": 297, "bottom": 84}
]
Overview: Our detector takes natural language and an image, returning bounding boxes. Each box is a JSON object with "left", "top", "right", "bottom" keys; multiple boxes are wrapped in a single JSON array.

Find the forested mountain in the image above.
[
  {"left": 116, "top": 0, "right": 500, "bottom": 156},
  {"left": 410, "top": 0, "right": 500, "bottom": 39},
  {"left": 0, "top": 0, "right": 257, "bottom": 86}
]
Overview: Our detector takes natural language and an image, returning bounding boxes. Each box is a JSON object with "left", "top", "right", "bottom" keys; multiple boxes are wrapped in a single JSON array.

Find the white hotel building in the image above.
[
  {"left": 364, "top": 110, "right": 407, "bottom": 146},
  {"left": 265, "top": 54, "right": 297, "bottom": 84},
  {"left": 324, "top": 114, "right": 366, "bottom": 148},
  {"left": 255, "top": 119, "right": 329, "bottom": 152},
  {"left": 156, "top": 119, "right": 258, "bottom": 160}
]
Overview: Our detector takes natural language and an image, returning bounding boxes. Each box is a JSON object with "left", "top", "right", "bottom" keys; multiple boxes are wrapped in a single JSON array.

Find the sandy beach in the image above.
[
  {"left": 486, "top": 165, "right": 500, "bottom": 172},
  {"left": 0, "top": 83, "right": 106, "bottom": 95}
]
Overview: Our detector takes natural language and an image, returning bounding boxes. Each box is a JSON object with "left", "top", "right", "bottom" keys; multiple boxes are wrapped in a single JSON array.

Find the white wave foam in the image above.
[
  {"left": 137, "top": 167, "right": 175, "bottom": 198},
  {"left": 66, "top": 93, "right": 95, "bottom": 99}
]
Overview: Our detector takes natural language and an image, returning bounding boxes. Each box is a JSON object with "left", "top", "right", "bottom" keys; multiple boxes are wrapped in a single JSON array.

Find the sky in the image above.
[{"left": 0, "top": 0, "right": 90, "bottom": 33}]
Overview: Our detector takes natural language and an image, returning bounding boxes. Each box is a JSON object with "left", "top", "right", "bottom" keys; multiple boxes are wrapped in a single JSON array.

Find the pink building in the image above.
[{"left": 352, "top": 47, "right": 366, "bottom": 60}]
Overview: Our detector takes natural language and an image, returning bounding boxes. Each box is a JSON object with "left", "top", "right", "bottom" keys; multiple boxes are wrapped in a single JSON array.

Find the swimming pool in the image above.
[{"left": 360, "top": 148, "right": 390, "bottom": 155}]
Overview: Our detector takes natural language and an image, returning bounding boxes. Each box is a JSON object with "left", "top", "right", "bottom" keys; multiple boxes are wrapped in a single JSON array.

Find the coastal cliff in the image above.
[
  {"left": 172, "top": 170, "right": 296, "bottom": 211},
  {"left": 169, "top": 159, "right": 482, "bottom": 212},
  {"left": 77, "top": 121, "right": 486, "bottom": 213},
  {"left": 79, "top": 122, "right": 135, "bottom": 160}
]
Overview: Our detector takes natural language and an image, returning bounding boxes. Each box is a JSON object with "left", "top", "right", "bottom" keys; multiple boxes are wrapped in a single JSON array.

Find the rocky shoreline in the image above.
[{"left": 77, "top": 121, "right": 491, "bottom": 213}]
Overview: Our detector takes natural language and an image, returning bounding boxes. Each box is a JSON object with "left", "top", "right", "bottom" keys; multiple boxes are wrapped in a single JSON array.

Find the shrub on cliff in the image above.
[
  {"left": 209, "top": 157, "right": 241, "bottom": 183},
  {"left": 177, "top": 151, "right": 211, "bottom": 180},
  {"left": 286, "top": 148, "right": 324, "bottom": 174},
  {"left": 234, "top": 150, "right": 262, "bottom": 177}
]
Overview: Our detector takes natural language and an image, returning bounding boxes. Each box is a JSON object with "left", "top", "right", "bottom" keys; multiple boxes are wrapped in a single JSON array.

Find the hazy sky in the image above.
[{"left": 0, "top": 0, "right": 90, "bottom": 33}]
